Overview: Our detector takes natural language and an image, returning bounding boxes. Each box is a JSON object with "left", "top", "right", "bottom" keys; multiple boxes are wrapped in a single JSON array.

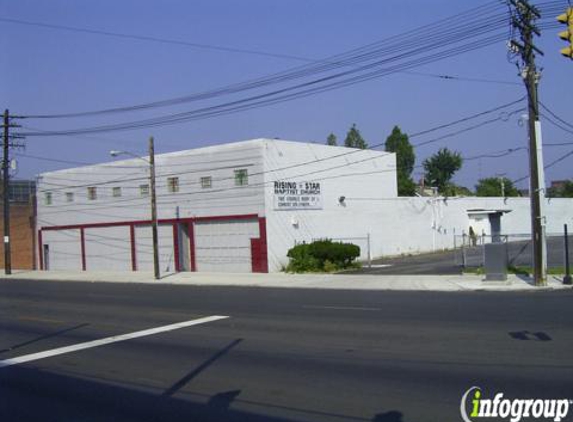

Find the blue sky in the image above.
[{"left": 1, "top": 0, "right": 571, "bottom": 190}]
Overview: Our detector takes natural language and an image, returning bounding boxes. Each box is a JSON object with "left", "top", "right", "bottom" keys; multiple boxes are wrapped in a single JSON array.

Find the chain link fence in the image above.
[{"left": 454, "top": 232, "right": 572, "bottom": 269}]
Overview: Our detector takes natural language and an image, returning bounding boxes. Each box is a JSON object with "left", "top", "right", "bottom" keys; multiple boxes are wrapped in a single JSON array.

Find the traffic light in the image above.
[{"left": 557, "top": 7, "right": 573, "bottom": 59}]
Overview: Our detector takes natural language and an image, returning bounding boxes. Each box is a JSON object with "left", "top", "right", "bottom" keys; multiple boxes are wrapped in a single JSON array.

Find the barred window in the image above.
[
  {"left": 167, "top": 177, "right": 179, "bottom": 193},
  {"left": 200, "top": 176, "right": 212, "bottom": 189},
  {"left": 87, "top": 187, "right": 97, "bottom": 200},
  {"left": 112, "top": 187, "right": 122, "bottom": 198},
  {"left": 234, "top": 169, "right": 248, "bottom": 186}
]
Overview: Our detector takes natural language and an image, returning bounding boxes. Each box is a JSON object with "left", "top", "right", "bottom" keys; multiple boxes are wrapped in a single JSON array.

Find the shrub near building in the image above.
[{"left": 286, "top": 239, "right": 360, "bottom": 273}]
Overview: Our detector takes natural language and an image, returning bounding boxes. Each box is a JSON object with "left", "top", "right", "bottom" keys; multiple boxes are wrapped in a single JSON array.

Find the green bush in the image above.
[{"left": 285, "top": 239, "right": 360, "bottom": 273}]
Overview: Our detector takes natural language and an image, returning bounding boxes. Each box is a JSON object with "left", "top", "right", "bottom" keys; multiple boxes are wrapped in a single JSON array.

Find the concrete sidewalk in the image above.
[{"left": 1, "top": 270, "right": 571, "bottom": 292}]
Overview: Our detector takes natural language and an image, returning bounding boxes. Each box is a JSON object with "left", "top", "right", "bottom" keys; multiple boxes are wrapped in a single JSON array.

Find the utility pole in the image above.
[
  {"left": 2, "top": 110, "right": 11, "bottom": 275},
  {"left": 1, "top": 110, "right": 23, "bottom": 275},
  {"left": 149, "top": 136, "right": 160, "bottom": 280},
  {"left": 509, "top": 0, "right": 547, "bottom": 286}
]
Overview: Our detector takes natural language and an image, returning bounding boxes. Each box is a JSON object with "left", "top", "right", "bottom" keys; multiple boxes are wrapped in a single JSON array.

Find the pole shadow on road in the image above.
[
  {"left": 162, "top": 338, "right": 243, "bottom": 397},
  {"left": 0, "top": 323, "right": 90, "bottom": 354},
  {"left": 0, "top": 365, "right": 410, "bottom": 422}
]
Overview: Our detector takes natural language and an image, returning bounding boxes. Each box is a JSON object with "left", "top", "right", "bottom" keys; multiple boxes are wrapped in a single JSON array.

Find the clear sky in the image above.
[{"left": 1, "top": 0, "right": 571, "bottom": 191}]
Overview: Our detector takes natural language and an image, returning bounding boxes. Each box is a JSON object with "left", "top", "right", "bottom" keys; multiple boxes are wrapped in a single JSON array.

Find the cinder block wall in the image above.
[{"left": 0, "top": 203, "right": 36, "bottom": 270}]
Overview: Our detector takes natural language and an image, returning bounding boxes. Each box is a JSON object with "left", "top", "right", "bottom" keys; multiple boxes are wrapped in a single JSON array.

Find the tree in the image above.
[
  {"left": 326, "top": 133, "right": 337, "bottom": 146},
  {"left": 547, "top": 180, "right": 573, "bottom": 198},
  {"left": 384, "top": 125, "right": 416, "bottom": 196},
  {"left": 451, "top": 185, "right": 474, "bottom": 197},
  {"left": 475, "top": 177, "right": 519, "bottom": 197},
  {"left": 423, "top": 148, "right": 463, "bottom": 196},
  {"left": 344, "top": 124, "right": 368, "bottom": 149}
]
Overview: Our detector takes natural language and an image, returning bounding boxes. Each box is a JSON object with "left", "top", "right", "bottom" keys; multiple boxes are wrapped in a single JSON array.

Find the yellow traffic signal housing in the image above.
[{"left": 557, "top": 7, "right": 573, "bottom": 59}]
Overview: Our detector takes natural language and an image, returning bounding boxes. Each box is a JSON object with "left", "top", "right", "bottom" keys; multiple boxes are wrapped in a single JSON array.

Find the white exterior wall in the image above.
[
  {"left": 262, "top": 140, "right": 398, "bottom": 271},
  {"left": 37, "top": 140, "right": 265, "bottom": 227},
  {"left": 266, "top": 193, "right": 573, "bottom": 271},
  {"left": 134, "top": 225, "right": 176, "bottom": 272},
  {"left": 85, "top": 226, "right": 131, "bottom": 271},
  {"left": 41, "top": 229, "right": 82, "bottom": 270},
  {"left": 194, "top": 219, "right": 260, "bottom": 272},
  {"left": 37, "top": 140, "right": 267, "bottom": 272}
]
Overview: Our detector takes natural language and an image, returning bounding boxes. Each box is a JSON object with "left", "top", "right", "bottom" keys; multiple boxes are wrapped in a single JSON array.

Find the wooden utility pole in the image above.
[
  {"left": 149, "top": 136, "right": 160, "bottom": 280},
  {"left": 2, "top": 109, "right": 11, "bottom": 275},
  {"left": 510, "top": 0, "right": 547, "bottom": 286}
]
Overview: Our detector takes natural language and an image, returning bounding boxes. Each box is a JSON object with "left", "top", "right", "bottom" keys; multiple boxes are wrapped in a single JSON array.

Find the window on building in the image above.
[
  {"left": 65, "top": 192, "right": 74, "bottom": 203},
  {"left": 167, "top": 177, "right": 179, "bottom": 193},
  {"left": 234, "top": 169, "right": 248, "bottom": 186},
  {"left": 87, "top": 187, "right": 97, "bottom": 200},
  {"left": 140, "top": 184, "right": 149, "bottom": 197},
  {"left": 200, "top": 176, "right": 212, "bottom": 189},
  {"left": 112, "top": 187, "right": 122, "bottom": 198},
  {"left": 45, "top": 192, "right": 53, "bottom": 205}
]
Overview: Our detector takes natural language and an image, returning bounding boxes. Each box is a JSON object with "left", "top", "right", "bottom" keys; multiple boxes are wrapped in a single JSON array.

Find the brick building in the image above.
[{"left": 0, "top": 180, "right": 36, "bottom": 270}]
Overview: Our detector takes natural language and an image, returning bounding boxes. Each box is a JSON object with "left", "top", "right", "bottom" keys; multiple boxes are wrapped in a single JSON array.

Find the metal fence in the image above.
[{"left": 454, "top": 232, "right": 573, "bottom": 269}]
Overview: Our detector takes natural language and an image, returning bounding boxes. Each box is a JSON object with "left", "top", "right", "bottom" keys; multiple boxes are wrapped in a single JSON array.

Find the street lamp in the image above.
[{"left": 110, "top": 136, "right": 160, "bottom": 280}]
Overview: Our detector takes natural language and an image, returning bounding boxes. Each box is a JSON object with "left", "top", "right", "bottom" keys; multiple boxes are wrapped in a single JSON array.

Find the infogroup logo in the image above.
[{"left": 460, "top": 387, "right": 572, "bottom": 422}]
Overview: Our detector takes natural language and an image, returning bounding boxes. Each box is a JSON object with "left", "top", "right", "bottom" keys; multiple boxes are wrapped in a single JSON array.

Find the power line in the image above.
[
  {"left": 541, "top": 114, "right": 573, "bottom": 135},
  {"left": 512, "top": 149, "right": 573, "bottom": 185},
  {"left": 539, "top": 102, "right": 573, "bottom": 130},
  {"left": 0, "top": 16, "right": 521, "bottom": 88},
  {"left": 36, "top": 145, "right": 530, "bottom": 215},
  {"left": 31, "top": 97, "right": 526, "bottom": 195},
  {"left": 19, "top": 2, "right": 514, "bottom": 126}
]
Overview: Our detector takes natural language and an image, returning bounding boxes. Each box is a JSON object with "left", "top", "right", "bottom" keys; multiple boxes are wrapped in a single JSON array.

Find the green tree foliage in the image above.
[
  {"left": 344, "top": 124, "right": 368, "bottom": 149},
  {"left": 326, "top": 133, "right": 337, "bottom": 146},
  {"left": 423, "top": 148, "right": 463, "bottom": 196},
  {"left": 451, "top": 185, "right": 474, "bottom": 196},
  {"left": 384, "top": 125, "right": 416, "bottom": 196},
  {"left": 475, "top": 177, "right": 519, "bottom": 197},
  {"left": 547, "top": 180, "right": 573, "bottom": 198}
]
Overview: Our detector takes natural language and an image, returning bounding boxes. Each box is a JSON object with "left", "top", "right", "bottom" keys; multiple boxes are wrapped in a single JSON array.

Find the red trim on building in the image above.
[
  {"left": 173, "top": 223, "right": 180, "bottom": 273},
  {"left": 130, "top": 224, "right": 136, "bottom": 271},
  {"left": 39, "top": 214, "right": 260, "bottom": 232},
  {"left": 251, "top": 238, "right": 262, "bottom": 272},
  {"left": 258, "top": 217, "right": 268, "bottom": 273},
  {"left": 80, "top": 228, "right": 86, "bottom": 271},
  {"left": 188, "top": 221, "right": 196, "bottom": 272},
  {"left": 42, "top": 220, "right": 142, "bottom": 231},
  {"left": 39, "top": 213, "right": 266, "bottom": 273},
  {"left": 193, "top": 214, "right": 259, "bottom": 223},
  {"left": 38, "top": 230, "right": 43, "bottom": 271}
]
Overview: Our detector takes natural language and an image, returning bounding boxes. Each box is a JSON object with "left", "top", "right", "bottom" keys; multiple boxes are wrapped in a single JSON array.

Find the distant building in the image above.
[
  {"left": 0, "top": 179, "right": 37, "bottom": 270},
  {"left": 550, "top": 180, "right": 568, "bottom": 191},
  {"left": 9, "top": 180, "right": 36, "bottom": 203}
]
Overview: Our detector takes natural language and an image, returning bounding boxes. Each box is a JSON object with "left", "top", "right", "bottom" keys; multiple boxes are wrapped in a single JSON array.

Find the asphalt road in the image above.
[
  {"left": 353, "top": 235, "right": 572, "bottom": 275},
  {"left": 1, "top": 279, "right": 572, "bottom": 422}
]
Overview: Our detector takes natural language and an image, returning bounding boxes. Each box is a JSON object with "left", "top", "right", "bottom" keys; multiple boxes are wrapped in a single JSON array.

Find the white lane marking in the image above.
[
  {"left": 0, "top": 315, "right": 229, "bottom": 369},
  {"left": 302, "top": 305, "right": 381, "bottom": 311}
]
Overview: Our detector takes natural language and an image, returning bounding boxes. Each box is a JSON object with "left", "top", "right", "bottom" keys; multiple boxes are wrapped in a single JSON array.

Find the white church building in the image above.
[{"left": 36, "top": 138, "right": 572, "bottom": 273}]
